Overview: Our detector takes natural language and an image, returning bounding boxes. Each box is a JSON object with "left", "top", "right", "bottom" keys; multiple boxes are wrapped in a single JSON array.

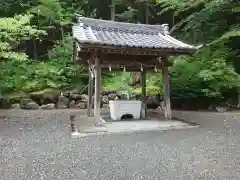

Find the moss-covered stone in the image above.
[
  {"left": 0, "top": 97, "right": 11, "bottom": 109},
  {"left": 29, "top": 89, "right": 61, "bottom": 105},
  {"left": 6, "top": 91, "right": 29, "bottom": 104}
]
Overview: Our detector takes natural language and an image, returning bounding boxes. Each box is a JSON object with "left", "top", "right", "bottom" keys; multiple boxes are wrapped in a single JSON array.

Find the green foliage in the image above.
[
  {"left": 29, "top": 0, "right": 68, "bottom": 26},
  {"left": 133, "top": 85, "right": 161, "bottom": 96},
  {"left": 102, "top": 72, "right": 162, "bottom": 96},
  {"left": 211, "top": 29, "right": 240, "bottom": 45},
  {"left": 102, "top": 72, "right": 131, "bottom": 91},
  {"left": 0, "top": 35, "right": 86, "bottom": 94},
  {"left": 169, "top": 47, "right": 240, "bottom": 99},
  {"left": 0, "top": 14, "right": 46, "bottom": 61},
  {"left": 169, "top": 57, "right": 205, "bottom": 99},
  {"left": 157, "top": 0, "right": 240, "bottom": 44}
]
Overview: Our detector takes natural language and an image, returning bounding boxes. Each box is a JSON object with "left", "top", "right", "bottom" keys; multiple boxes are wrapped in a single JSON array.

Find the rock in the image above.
[
  {"left": 102, "top": 104, "right": 109, "bottom": 108},
  {"left": 102, "top": 95, "right": 109, "bottom": 104},
  {"left": 26, "top": 102, "right": 39, "bottom": 109},
  {"left": 108, "top": 93, "right": 119, "bottom": 100},
  {"left": 56, "top": 93, "right": 69, "bottom": 109},
  {"left": 20, "top": 98, "right": 32, "bottom": 107},
  {"left": 146, "top": 95, "right": 162, "bottom": 109},
  {"left": 11, "top": 104, "right": 21, "bottom": 109},
  {"left": 69, "top": 100, "right": 77, "bottom": 108},
  {"left": 69, "top": 93, "right": 82, "bottom": 101},
  {"left": 40, "top": 103, "right": 55, "bottom": 109},
  {"left": 80, "top": 94, "right": 88, "bottom": 102},
  {"left": 80, "top": 94, "right": 103, "bottom": 108},
  {"left": 29, "top": 89, "right": 60, "bottom": 105},
  {"left": 156, "top": 104, "right": 164, "bottom": 112},
  {"left": 0, "top": 98, "right": 11, "bottom": 109},
  {"left": 76, "top": 102, "right": 87, "bottom": 109},
  {"left": 216, "top": 107, "right": 228, "bottom": 112},
  {"left": 101, "top": 90, "right": 117, "bottom": 96},
  {"left": 7, "top": 92, "right": 28, "bottom": 104},
  {"left": 118, "top": 93, "right": 128, "bottom": 100},
  {"left": 20, "top": 98, "right": 39, "bottom": 109}
]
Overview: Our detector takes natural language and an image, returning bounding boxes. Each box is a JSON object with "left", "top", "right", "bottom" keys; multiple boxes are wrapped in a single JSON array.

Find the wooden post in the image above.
[
  {"left": 141, "top": 70, "right": 147, "bottom": 119},
  {"left": 162, "top": 58, "right": 172, "bottom": 120},
  {"left": 94, "top": 57, "right": 101, "bottom": 125},
  {"left": 145, "top": 1, "right": 149, "bottom": 24},
  {"left": 87, "top": 65, "right": 94, "bottom": 117},
  {"left": 111, "top": 0, "right": 116, "bottom": 21}
]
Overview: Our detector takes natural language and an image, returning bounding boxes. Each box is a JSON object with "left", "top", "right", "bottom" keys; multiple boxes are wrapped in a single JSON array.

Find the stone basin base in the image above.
[{"left": 109, "top": 100, "right": 142, "bottom": 121}]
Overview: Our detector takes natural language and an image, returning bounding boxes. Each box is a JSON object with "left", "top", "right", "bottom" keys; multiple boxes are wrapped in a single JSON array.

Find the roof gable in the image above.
[
  {"left": 77, "top": 17, "right": 167, "bottom": 35},
  {"left": 73, "top": 16, "right": 200, "bottom": 53}
]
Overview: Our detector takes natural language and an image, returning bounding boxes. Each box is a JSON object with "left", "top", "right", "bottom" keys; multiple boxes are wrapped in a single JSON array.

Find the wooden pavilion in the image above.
[{"left": 72, "top": 16, "right": 200, "bottom": 125}]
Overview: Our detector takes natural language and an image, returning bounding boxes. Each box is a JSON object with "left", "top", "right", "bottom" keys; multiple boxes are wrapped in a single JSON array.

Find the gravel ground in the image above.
[{"left": 0, "top": 110, "right": 240, "bottom": 180}]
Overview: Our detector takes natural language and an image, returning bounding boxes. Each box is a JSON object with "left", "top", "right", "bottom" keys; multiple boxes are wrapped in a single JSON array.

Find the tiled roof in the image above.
[{"left": 73, "top": 16, "right": 199, "bottom": 51}]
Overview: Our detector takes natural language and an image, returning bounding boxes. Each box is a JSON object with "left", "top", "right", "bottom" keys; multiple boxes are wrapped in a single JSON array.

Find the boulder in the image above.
[
  {"left": 56, "top": 93, "right": 69, "bottom": 109},
  {"left": 7, "top": 92, "right": 28, "bottom": 104},
  {"left": 29, "top": 89, "right": 60, "bottom": 105},
  {"left": 108, "top": 93, "right": 119, "bottom": 101},
  {"left": 20, "top": 98, "right": 39, "bottom": 109},
  {"left": 146, "top": 95, "right": 162, "bottom": 109},
  {"left": 101, "top": 90, "right": 117, "bottom": 96},
  {"left": 69, "top": 93, "right": 82, "bottom": 101},
  {"left": 102, "top": 104, "right": 109, "bottom": 108},
  {"left": 76, "top": 102, "right": 87, "bottom": 109},
  {"left": 69, "top": 100, "right": 77, "bottom": 108},
  {"left": 81, "top": 94, "right": 89, "bottom": 102},
  {"left": 102, "top": 95, "right": 109, "bottom": 104},
  {"left": 0, "top": 97, "right": 11, "bottom": 109},
  {"left": 11, "top": 104, "right": 21, "bottom": 109},
  {"left": 81, "top": 94, "right": 103, "bottom": 108},
  {"left": 40, "top": 103, "right": 55, "bottom": 110},
  {"left": 216, "top": 107, "right": 229, "bottom": 112},
  {"left": 118, "top": 93, "right": 129, "bottom": 100}
]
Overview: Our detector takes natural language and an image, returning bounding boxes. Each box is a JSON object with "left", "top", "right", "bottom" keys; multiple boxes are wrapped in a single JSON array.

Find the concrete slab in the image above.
[
  {"left": 73, "top": 119, "right": 198, "bottom": 138},
  {"left": 70, "top": 108, "right": 199, "bottom": 137}
]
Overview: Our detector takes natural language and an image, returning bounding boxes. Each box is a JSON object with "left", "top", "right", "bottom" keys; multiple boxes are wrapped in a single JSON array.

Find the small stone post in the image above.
[{"left": 70, "top": 114, "right": 79, "bottom": 135}]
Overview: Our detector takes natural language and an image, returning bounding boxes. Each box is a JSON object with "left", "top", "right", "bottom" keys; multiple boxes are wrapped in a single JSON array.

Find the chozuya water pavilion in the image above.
[{"left": 72, "top": 16, "right": 201, "bottom": 125}]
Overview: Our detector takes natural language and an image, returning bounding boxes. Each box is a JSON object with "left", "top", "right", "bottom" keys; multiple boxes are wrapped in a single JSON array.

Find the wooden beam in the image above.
[
  {"left": 162, "top": 57, "right": 172, "bottom": 120},
  {"left": 101, "top": 68, "right": 157, "bottom": 72},
  {"left": 87, "top": 65, "right": 94, "bottom": 117},
  {"left": 77, "top": 53, "right": 173, "bottom": 68},
  {"left": 94, "top": 56, "right": 101, "bottom": 125},
  {"left": 79, "top": 53, "right": 158, "bottom": 64},
  {"left": 141, "top": 70, "right": 147, "bottom": 119},
  {"left": 75, "top": 41, "right": 195, "bottom": 56}
]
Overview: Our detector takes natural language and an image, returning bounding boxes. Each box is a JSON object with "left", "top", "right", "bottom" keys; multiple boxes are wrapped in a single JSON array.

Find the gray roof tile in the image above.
[{"left": 73, "top": 17, "right": 199, "bottom": 51}]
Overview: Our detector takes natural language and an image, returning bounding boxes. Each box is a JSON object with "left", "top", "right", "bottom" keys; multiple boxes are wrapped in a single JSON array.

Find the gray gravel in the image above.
[{"left": 0, "top": 110, "right": 240, "bottom": 180}]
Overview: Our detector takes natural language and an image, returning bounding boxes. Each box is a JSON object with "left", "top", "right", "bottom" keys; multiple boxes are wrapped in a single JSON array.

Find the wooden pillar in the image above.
[
  {"left": 87, "top": 65, "right": 94, "bottom": 117},
  {"left": 162, "top": 58, "right": 172, "bottom": 120},
  {"left": 141, "top": 70, "right": 147, "bottom": 119},
  {"left": 111, "top": 0, "right": 116, "bottom": 21},
  {"left": 94, "top": 57, "right": 101, "bottom": 125}
]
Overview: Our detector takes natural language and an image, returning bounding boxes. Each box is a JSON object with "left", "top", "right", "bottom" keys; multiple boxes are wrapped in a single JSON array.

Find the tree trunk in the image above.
[
  {"left": 33, "top": 39, "right": 38, "bottom": 60},
  {"left": 131, "top": 72, "right": 141, "bottom": 85}
]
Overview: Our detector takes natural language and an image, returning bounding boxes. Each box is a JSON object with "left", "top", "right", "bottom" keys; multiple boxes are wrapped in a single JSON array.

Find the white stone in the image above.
[{"left": 109, "top": 100, "right": 142, "bottom": 121}]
